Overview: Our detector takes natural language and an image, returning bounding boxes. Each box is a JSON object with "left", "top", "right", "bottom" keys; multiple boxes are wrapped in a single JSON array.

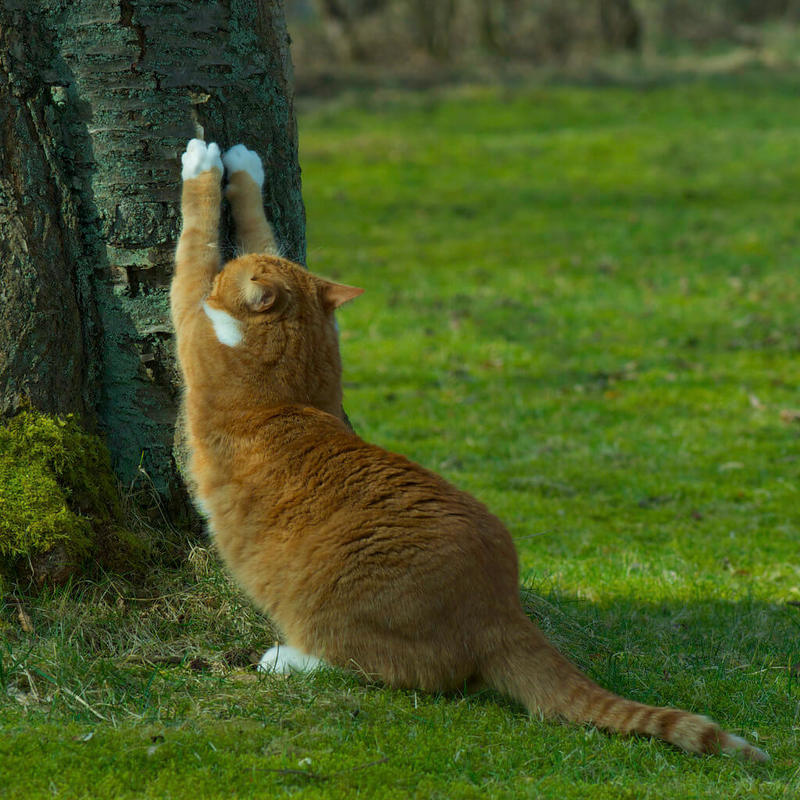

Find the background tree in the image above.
[
  {"left": 410, "top": 0, "right": 458, "bottom": 60},
  {"left": 0, "top": 0, "right": 305, "bottom": 518},
  {"left": 597, "top": 0, "right": 642, "bottom": 52},
  {"left": 477, "top": 0, "right": 522, "bottom": 55},
  {"left": 314, "top": 0, "right": 390, "bottom": 61}
]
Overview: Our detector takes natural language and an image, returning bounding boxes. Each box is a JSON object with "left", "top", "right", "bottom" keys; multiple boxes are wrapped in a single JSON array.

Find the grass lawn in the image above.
[{"left": 2, "top": 72, "right": 799, "bottom": 798}]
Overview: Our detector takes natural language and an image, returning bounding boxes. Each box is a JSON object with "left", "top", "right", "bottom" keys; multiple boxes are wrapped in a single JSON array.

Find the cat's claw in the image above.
[
  {"left": 181, "top": 139, "right": 223, "bottom": 181},
  {"left": 222, "top": 144, "right": 265, "bottom": 188},
  {"left": 257, "top": 645, "right": 322, "bottom": 675}
]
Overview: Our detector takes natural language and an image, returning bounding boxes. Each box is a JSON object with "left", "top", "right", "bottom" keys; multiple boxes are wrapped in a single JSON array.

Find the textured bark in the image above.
[
  {"left": 0, "top": 8, "right": 100, "bottom": 420},
  {"left": 0, "top": 0, "right": 305, "bottom": 514}
]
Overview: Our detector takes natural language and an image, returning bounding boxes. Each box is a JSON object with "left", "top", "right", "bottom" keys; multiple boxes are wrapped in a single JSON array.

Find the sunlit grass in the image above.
[{"left": 2, "top": 73, "right": 799, "bottom": 798}]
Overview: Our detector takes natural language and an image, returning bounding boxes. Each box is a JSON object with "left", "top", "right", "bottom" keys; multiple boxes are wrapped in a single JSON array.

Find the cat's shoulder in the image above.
[{"left": 259, "top": 404, "right": 353, "bottom": 441}]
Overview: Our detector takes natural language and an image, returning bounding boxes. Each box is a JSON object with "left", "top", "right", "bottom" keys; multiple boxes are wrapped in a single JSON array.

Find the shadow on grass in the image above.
[
  {"left": 513, "top": 587, "right": 799, "bottom": 732},
  {"left": 0, "top": 577, "right": 796, "bottom": 747}
]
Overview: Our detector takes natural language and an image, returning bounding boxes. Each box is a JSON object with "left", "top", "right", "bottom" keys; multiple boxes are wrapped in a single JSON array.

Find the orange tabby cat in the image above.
[{"left": 171, "top": 139, "right": 767, "bottom": 761}]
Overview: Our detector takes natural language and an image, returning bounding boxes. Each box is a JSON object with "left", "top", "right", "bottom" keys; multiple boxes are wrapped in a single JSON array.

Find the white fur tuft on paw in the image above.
[
  {"left": 181, "top": 139, "right": 223, "bottom": 181},
  {"left": 257, "top": 645, "right": 322, "bottom": 675},
  {"left": 222, "top": 144, "right": 265, "bottom": 188}
]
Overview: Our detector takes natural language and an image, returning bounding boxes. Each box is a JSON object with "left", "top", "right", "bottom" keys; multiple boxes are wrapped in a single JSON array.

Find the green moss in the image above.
[{"left": 0, "top": 410, "right": 147, "bottom": 582}]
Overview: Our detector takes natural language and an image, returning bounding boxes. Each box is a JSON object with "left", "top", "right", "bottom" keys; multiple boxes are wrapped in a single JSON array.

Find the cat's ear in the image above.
[
  {"left": 318, "top": 280, "right": 364, "bottom": 311},
  {"left": 246, "top": 276, "right": 283, "bottom": 313}
]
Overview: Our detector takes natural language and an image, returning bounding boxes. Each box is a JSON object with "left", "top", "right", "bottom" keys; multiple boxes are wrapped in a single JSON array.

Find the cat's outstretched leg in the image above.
[
  {"left": 222, "top": 145, "right": 278, "bottom": 256},
  {"left": 257, "top": 645, "right": 323, "bottom": 675},
  {"left": 172, "top": 139, "right": 224, "bottom": 329}
]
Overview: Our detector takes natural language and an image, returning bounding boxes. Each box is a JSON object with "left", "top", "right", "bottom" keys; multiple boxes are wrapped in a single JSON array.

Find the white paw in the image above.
[
  {"left": 181, "top": 139, "right": 223, "bottom": 181},
  {"left": 257, "top": 645, "right": 322, "bottom": 675},
  {"left": 222, "top": 144, "right": 265, "bottom": 188}
]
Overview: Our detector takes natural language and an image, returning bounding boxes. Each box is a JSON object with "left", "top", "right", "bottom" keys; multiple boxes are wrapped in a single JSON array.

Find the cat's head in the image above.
[{"left": 205, "top": 254, "right": 362, "bottom": 414}]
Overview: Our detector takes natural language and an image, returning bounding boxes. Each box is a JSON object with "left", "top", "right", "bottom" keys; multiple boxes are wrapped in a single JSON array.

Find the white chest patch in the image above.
[{"left": 203, "top": 302, "right": 243, "bottom": 347}]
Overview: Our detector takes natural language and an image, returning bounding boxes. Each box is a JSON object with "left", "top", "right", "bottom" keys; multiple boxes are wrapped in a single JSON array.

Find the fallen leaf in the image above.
[
  {"left": 8, "top": 687, "right": 31, "bottom": 706},
  {"left": 9, "top": 601, "right": 34, "bottom": 634},
  {"left": 222, "top": 648, "right": 253, "bottom": 668},
  {"left": 228, "top": 672, "right": 259, "bottom": 684},
  {"left": 638, "top": 495, "right": 672, "bottom": 508},
  {"left": 780, "top": 409, "right": 800, "bottom": 423}
]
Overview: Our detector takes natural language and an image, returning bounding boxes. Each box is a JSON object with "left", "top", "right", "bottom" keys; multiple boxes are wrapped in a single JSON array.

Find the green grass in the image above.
[{"left": 2, "top": 73, "right": 800, "bottom": 798}]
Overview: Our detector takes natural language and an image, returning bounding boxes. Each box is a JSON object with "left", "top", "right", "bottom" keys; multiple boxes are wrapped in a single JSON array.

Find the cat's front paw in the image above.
[
  {"left": 181, "top": 139, "right": 223, "bottom": 181},
  {"left": 222, "top": 144, "right": 265, "bottom": 188},
  {"left": 257, "top": 645, "right": 322, "bottom": 675}
]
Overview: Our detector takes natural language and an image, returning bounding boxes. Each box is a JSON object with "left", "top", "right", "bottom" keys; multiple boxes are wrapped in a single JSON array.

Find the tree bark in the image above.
[
  {"left": 0, "top": 0, "right": 305, "bottom": 517},
  {"left": 597, "top": 0, "right": 642, "bottom": 52}
]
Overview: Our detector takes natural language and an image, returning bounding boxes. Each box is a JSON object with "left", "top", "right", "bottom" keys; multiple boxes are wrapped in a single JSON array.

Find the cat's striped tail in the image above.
[{"left": 483, "top": 618, "right": 768, "bottom": 761}]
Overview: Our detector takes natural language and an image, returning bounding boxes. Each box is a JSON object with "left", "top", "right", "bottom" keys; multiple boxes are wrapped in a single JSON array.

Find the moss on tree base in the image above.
[{"left": 0, "top": 410, "right": 149, "bottom": 588}]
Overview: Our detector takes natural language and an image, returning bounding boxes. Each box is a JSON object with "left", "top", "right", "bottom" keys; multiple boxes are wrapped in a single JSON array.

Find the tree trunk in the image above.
[
  {"left": 597, "top": 0, "right": 642, "bottom": 52},
  {"left": 0, "top": 0, "right": 305, "bottom": 518},
  {"left": 410, "top": 0, "right": 458, "bottom": 60}
]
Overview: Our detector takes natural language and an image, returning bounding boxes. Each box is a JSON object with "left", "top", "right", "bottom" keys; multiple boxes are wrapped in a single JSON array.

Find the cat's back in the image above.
[
  {"left": 242, "top": 404, "right": 488, "bottom": 524},
  {"left": 212, "top": 404, "right": 521, "bottom": 642},
  {"left": 217, "top": 404, "right": 518, "bottom": 588}
]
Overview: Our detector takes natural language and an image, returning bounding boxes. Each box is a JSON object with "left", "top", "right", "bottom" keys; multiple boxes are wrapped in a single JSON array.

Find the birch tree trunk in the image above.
[{"left": 0, "top": 0, "right": 305, "bottom": 518}]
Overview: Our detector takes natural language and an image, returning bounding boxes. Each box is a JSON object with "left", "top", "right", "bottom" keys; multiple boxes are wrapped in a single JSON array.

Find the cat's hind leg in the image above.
[
  {"left": 222, "top": 145, "right": 278, "bottom": 256},
  {"left": 257, "top": 645, "right": 323, "bottom": 675}
]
